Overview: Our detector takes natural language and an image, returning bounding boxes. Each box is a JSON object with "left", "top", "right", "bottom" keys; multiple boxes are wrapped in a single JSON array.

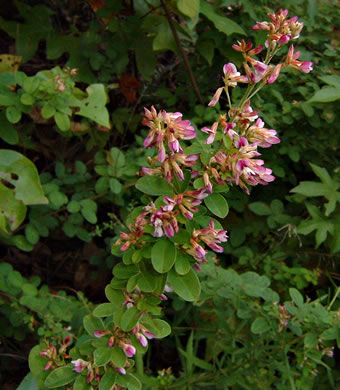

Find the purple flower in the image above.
[
  {"left": 119, "top": 341, "right": 136, "bottom": 358},
  {"left": 71, "top": 359, "right": 88, "bottom": 373},
  {"left": 201, "top": 122, "right": 218, "bottom": 144}
]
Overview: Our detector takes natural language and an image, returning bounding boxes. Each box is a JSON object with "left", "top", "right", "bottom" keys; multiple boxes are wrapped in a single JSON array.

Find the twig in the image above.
[
  {"left": 0, "top": 353, "right": 27, "bottom": 361},
  {"left": 160, "top": 0, "right": 204, "bottom": 105}
]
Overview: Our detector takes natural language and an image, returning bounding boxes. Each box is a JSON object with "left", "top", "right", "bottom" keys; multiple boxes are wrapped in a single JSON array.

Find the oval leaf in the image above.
[
  {"left": 94, "top": 346, "right": 112, "bottom": 366},
  {"left": 204, "top": 193, "right": 229, "bottom": 218},
  {"left": 151, "top": 238, "right": 176, "bottom": 273},
  {"left": 251, "top": 317, "right": 271, "bottom": 334},
  {"left": 99, "top": 372, "right": 117, "bottom": 390},
  {"left": 135, "top": 176, "right": 174, "bottom": 196},
  {"left": 168, "top": 269, "right": 201, "bottom": 302},
  {"left": 44, "top": 367, "right": 77, "bottom": 388},
  {"left": 83, "top": 314, "right": 105, "bottom": 336},
  {"left": 120, "top": 306, "right": 140, "bottom": 332}
]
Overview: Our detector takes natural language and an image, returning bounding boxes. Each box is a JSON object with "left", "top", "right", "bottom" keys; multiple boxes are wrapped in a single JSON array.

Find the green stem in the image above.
[
  {"left": 327, "top": 287, "right": 340, "bottom": 310},
  {"left": 225, "top": 87, "right": 232, "bottom": 109},
  {"left": 285, "top": 352, "right": 297, "bottom": 390},
  {"left": 135, "top": 351, "right": 145, "bottom": 377}
]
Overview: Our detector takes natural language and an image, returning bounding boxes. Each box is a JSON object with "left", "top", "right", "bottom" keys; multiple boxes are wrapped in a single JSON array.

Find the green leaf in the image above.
[
  {"left": 93, "top": 303, "right": 115, "bottom": 317},
  {"left": 73, "top": 375, "right": 90, "bottom": 390},
  {"left": 304, "top": 333, "right": 318, "bottom": 348},
  {"left": 6, "top": 106, "right": 21, "bottom": 123},
  {"left": 44, "top": 366, "right": 78, "bottom": 388},
  {"left": 0, "top": 182, "right": 27, "bottom": 233},
  {"left": 168, "top": 268, "right": 201, "bottom": 302},
  {"left": 289, "top": 288, "right": 304, "bottom": 307},
  {"left": 41, "top": 103, "right": 56, "bottom": 119},
  {"left": 177, "top": 0, "right": 200, "bottom": 19},
  {"left": 319, "top": 74, "right": 340, "bottom": 87},
  {"left": 331, "top": 223, "right": 340, "bottom": 254},
  {"left": 105, "top": 286, "right": 125, "bottom": 305},
  {"left": 120, "top": 306, "right": 140, "bottom": 332},
  {"left": 152, "top": 16, "right": 177, "bottom": 53},
  {"left": 67, "top": 200, "right": 81, "bottom": 213},
  {"left": 204, "top": 193, "right": 229, "bottom": 218},
  {"left": 142, "top": 318, "right": 171, "bottom": 339},
  {"left": 49, "top": 191, "right": 68, "bottom": 208},
  {"left": 95, "top": 177, "right": 109, "bottom": 194},
  {"left": 22, "top": 283, "right": 38, "bottom": 296},
  {"left": 310, "top": 163, "right": 334, "bottom": 187},
  {"left": 175, "top": 253, "right": 192, "bottom": 275},
  {"left": 248, "top": 202, "right": 272, "bottom": 216},
  {"left": 83, "top": 314, "right": 105, "bottom": 336},
  {"left": 116, "top": 373, "right": 141, "bottom": 390},
  {"left": 251, "top": 317, "right": 271, "bottom": 334},
  {"left": 109, "top": 147, "right": 125, "bottom": 169},
  {"left": 109, "top": 178, "right": 122, "bottom": 194},
  {"left": 297, "top": 204, "right": 334, "bottom": 247},
  {"left": 113, "top": 263, "right": 138, "bottom": 279},
  {"left": 200, "top": 1, "right": 245, "bottom": 36},
  {"left": 240, "top": 272, "right": 271, "bottom": 299},
  {"left": 99, "top": 372, "right": 117, "bottom": 390},
  {"left": 151, "top": 238, "right": 176, "bottom": 273},
  {"left": 0, "top": 150, "right": 48, "bottom": 205},
  {"left": 135, "top": 37, "right": 156, "bottom": 81},
  {"left": 137, "top": 271, "right": 157, "bottom": 292},
  {"left": 135, "top": 176, "right": 174, "bottom": 196},
  {"left": 76, "top": 84, "right": 110, "bottom": 127},
  {"left": 0, "top": 111, "right": 18, "bottom": 144},
  {"left": 17, "top": 373, "right": 38, "bottom": 390},
  {"left": 28, "top": 345, "right": 46, "bottom": 377},
  {"left": 308, "top": 87, "right": 340, "bottom": 103},
  {"left": 20, "top": 93, "right": 35, "bottom": 105},
  {"left": 196, "top": 39, "right": 214, "bottom": 65},
  {"left": 111, "top": 347, "right": 127, "bottom": 368},
  {"left": 81, "top": 206, "right": 97, "bottom": 224},
  {"left": 94, "top": 346, "right": 112, "bottom": 366},
  {"left": 54, "top": 112, "right": 70, "bottom": 131},
  {"left": 321, "top": 327, "right": 338, "bottom": 341},
  {"left": 25, "top": 224, "right": 40, "bottom": 245},
  {"left": 291, "top": 181, "right": 329, "bottom": 197}
]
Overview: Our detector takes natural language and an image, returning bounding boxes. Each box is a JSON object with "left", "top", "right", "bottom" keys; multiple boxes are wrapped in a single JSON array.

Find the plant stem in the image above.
[
  {"left": 160, "top": 0, "right": 204, "bottom": 105},
  {"left": 135, "top": 351, "right": 145, "bottom": 377},
  {"left": 327, "top": 287, "right": 340, "bottom": 310}
]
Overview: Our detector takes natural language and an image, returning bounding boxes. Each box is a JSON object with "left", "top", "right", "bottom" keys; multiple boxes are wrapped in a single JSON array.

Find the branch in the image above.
[{"left": 160, "top": 0, "right": 204, "bottom": 105}]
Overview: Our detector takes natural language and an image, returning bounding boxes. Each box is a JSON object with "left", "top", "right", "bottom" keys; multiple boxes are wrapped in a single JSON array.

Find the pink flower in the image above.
[
  {"left": 142, "top": 106, "right": 196, "bottom": 162},
  {"left": 300, "top": 61, "right": 313, "bottom": 73},
  {"left": 267, "top": 64, "right": 282, "bottom": 84},
  {"left": 71, "top": 359, "right": 88, "bottom": 373},
  {"left": 194, "top": 220, "right": 228, "bottom": 253},
  {"left": 117, "top": 367, "right": 126, "bottom": 375},
  {"left": 248, "top": 59, "right": 269, "bottom": 83},
  {"left": 223, "top": 63, "right": 248, "bottom": 87},
  {"left": 279, "top": 34, "right": 291, "bottom": 44},
  {"left": 132, "top": 324, "right": 155, "bottom": 348},
  {"left": 201, "top": 122, "right": 218, "bottom": 144},
  {"left": 44, "top": 361, "right": 53, "bottom": 371},
  {"left": 208, "top": 87, "right": 223, "bottom": 107},
  {"left": 146, "top": 202, "right": 179, "bottom": 238},
  {"left": 94, "top": 330, "right": 111, "bottom": 338},
  {"left": 119, "top": 341, "right": 136, "bottom": 358},
  {"left": 285, "top": 45, "right": 313, "bottom": 73},
  {"left": 246, "top": 118, "right": 280, "bottom": 147}
]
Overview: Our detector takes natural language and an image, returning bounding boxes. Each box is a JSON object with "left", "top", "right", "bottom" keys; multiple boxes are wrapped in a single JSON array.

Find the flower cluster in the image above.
[
  {"left": 252, "top": 9, "right": 304, "bottom": 47},
  {"left": 208, "top": 10, "right": 311, "bottom": 111},
  {"left": 141, "top": 107, "right": 198, "bottom": 183},
  {"left": 186, "top": 220, "right": 228, "bottom": 268},
  {"left": 201, "top": 102, "right": 278, "bottom": 194}
]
